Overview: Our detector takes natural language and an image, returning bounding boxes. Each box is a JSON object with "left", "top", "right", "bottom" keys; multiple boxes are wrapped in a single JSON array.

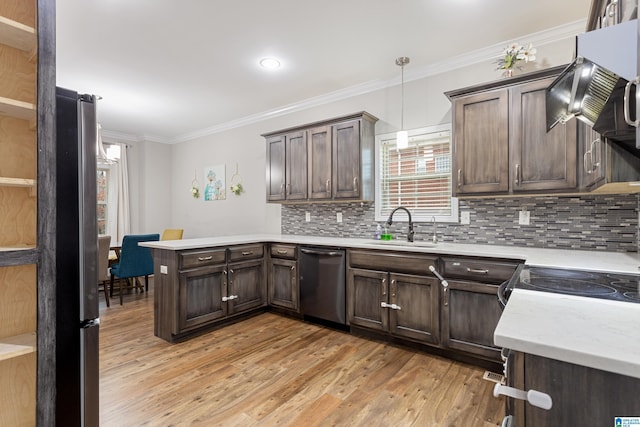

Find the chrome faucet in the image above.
[
  {"left": 385, "top": 206, "right": 414, "bottom": 242},
  {"left": 432, "top": 216, "right": 438, "bottom": 244}
]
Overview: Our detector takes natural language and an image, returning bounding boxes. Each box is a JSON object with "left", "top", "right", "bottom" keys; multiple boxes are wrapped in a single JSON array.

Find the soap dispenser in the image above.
[{"left": 374, "top": 224, "right": 382, "bottom": 240}]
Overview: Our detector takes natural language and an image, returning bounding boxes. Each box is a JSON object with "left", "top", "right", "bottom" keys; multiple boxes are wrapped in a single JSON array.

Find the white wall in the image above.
[
  {"left": 127, "top": 139, "right": 173, "bottom": 235},
  {"left": 128, "top": 36, "right": 577, "bottom": 238}
]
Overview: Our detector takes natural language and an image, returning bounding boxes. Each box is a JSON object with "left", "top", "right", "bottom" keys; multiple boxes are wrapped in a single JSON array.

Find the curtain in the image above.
[{"left": 115, "top": 143, "right": 130, "bottom": 243}]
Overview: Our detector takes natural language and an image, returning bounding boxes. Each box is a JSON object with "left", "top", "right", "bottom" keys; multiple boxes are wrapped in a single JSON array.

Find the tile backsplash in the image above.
[{"left": 281, "top": 194, "right": 639, "bottom": 252}]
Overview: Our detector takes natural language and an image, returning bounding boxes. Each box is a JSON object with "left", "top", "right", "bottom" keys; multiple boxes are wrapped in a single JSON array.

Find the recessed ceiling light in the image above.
[{"left": 259, "top": 57, "right": 281, "bottom": 70}]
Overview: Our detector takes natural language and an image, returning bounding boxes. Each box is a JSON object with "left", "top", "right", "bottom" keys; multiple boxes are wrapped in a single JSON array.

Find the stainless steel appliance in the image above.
[
  {"left": 299, "top": 247, "right": 346, "bottom": 325},
  {"left": 546, "top": 18, "right": 639, "bottom": 148},
  {"left": 55, "top": 87, "right": 100, "bottom": 426}
]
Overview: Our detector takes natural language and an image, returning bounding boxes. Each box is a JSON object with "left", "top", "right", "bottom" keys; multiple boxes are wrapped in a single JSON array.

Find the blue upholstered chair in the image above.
[{"left": 109, "top": 233, "right": 159, "bottom": 305}]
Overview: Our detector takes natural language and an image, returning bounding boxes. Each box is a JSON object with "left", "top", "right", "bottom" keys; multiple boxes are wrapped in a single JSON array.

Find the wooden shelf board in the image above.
[
  {"left": 0, "top": 15, "right": 36, "bottom": 52},
  {"left": 0, "top": 332, "right": 36, "bottom": 362},
  {"left": 0, "top": 245, "right": 34, "bottom": 252},
  {"left": 0, "top": 96, "right": 36, "bottom": 121},
  {"left": 0, "top": 177, "right": 36, "bottom": 188}
]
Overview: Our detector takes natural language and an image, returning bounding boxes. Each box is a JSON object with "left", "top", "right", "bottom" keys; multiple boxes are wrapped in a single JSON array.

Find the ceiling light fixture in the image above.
[
  {"left": 259, "top": 57, "right": 281, "bottom": 70},
  {"left": 396, "top": 56, "right": 410, "bottom": 150}
]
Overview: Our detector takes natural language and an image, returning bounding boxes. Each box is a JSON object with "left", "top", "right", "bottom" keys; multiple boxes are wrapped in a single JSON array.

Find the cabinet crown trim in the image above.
[{"left": 261, "top": 111, "right": 378, "bottom": 137}]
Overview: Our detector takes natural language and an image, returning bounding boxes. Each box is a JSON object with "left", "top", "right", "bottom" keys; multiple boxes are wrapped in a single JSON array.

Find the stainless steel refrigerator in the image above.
[{"left": 55, "top": 87, "right": 100, "bottom": 426}]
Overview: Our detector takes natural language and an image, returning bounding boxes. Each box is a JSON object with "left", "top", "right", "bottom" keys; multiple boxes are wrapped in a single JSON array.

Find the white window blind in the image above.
[{"left": 375, "top": 125, "right": 458, "bottom": 222}]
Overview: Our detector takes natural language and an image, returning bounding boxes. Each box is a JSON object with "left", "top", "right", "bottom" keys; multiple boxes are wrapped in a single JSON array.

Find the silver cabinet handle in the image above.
[
  {"left": 290, "top": 265, "right": 295, "bottom": 271},
  {"left": 467, "top": 268, "right": 489, "bottom": 274},
  {"left": 515, "top": 164, "right": 520, "bottom": 186},
  {"left": 457, "top": 169, "right": 462, "bottom": 188},
  {"left": 584, "top": 150, "right": 592, "bottom": 175},
  {"left": 326, "top": 179, "right": 331, "bottom": 193},
  {"left": 286, "top": 183, "right": 291, "bottom": 195},
  {"left": 280, "top": 183, "right": 285, "bottom": 195},
  {"left": 222, "top": 295, "right": 238, "bottom": 302},
  {"left": 353, "top": 176, "right": 358, "bottom": 191},
  {"left": 380, "top": 302, "right": 401, "bottom": 310},
  {"left": 624, "top": 78, "right": 639, "bottom": 127},
  {"left": 590, "top": 138, "right": 601, "bottom": 169},
  {"left": 277, "top": 249, "right": 288, "bottom": 255},
  {"left": 381, "top": 277, "right": 386, "bottom": 296},
  {"left": 603, "top": 0, "right": 619, "bottom": 26},
  {"left": 241, "top": 251, "right": 254, "bottom": 256},
  {"left": 197, "top": 255, "right": 213, "bottom": 261}
]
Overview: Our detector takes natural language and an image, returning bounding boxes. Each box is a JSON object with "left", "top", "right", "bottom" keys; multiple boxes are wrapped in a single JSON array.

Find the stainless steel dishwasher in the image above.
[{"left": 299, "top": 247, "right": 346, "bottom": 325}]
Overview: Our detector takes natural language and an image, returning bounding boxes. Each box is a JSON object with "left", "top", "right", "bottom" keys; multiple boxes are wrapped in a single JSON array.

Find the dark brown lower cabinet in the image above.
[
  {"left": 347, "top": 267, "right": 440, "bottom": 345},
  {"left": 510, "top": 351, "right": 640, "bottom": 426},
  {"left": 228, "top": 258, "right": 267, "bottom": 314},
  {"left": 269, "top": 257, "right": 298, "bottom": 311},
  {"left": 154, "top": 244, "right": 266, "bottom": 342},
  {"left": 441, "top": 280, "right": 503, "bottom": 361},
  {"left": 178, "top": 264, "right": 227, "bottom": 331}
]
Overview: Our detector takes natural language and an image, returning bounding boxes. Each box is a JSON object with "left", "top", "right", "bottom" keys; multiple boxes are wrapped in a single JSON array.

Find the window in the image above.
[
  {"left": 97, "top": 142, "right": 121, "bottom": 236},
  {"left": 375, "top": 124, "right": 458, "bottom": 223}
]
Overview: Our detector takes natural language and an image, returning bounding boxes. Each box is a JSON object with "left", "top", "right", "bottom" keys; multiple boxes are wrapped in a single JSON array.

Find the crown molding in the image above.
[{"left": 103, "top": 19, "right": 586, "bottom": 145}]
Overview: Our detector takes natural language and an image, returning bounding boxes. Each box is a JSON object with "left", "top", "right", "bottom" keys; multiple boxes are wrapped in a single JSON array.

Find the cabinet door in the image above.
[
  {"left": 266, "top": 135, "right": 285, "bottom": 201},
  {"left": 228, "top": 258, "right": 266, "bottom": 314},
  {"left": 285, "top": 131, "right": 307, "bottom": 200},
  {"left": 178, "top": 264, "right": 227, "bottom": 332},
  {"left": 510, "top": 78, "right": 577, "bottom": 192},
  {"left": 268, "top": 258, "right": 298, "bottom": 311},
  {"left": 521, "top": 353, "right": 640, "bottom": 427},
  {"left": 578, "top": 121, "right": 606, "bottom": 189},
  {"left": 332, "top": 119, "right": 361, "bottom": 199},
  {"left": 308, "top": 125, "right": 332, "bottom": 199},
  {"left": 453, "top": 89, "right": 509, "bottom": 194},
  {"left": 389, "top": 273, "right": 440, "bottom": 345},
  {"left": 347, "top": 268, "right": 387, "bottom": 331},
  {"left": 441, "top": 279, "right": 502, "bottom": 361}
]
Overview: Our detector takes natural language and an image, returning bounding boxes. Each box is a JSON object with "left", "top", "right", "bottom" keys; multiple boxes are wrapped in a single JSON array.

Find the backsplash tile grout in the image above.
[{"left": 281, "top": 194, "right": 639, "bottom": 252}]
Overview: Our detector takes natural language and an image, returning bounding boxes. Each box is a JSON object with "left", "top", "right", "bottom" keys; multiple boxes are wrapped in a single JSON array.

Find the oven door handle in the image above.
[{"left": 497, "top": 280, "right": 509, "bottom": 308}]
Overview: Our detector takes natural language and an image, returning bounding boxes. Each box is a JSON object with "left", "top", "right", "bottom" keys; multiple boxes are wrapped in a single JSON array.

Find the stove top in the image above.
[{"left": 509, "top": 265, "right": 640, "bottom": 303}]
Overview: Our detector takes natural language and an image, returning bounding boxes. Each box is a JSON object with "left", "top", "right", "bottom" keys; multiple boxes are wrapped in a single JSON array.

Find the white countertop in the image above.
[
  {"left": 142, "top": 233, "right": 640, "bottom": 377},
  {"left": 495, "top": 289, "right": 640, "bottom": 379},
  {"left": 141, "top": 233, "right": 640, "bottom": 274}
]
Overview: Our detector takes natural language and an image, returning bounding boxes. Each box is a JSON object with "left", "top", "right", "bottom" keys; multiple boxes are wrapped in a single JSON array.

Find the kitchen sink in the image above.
[{"left": 374, "top": 240, "right": 437, "bottom": 248}]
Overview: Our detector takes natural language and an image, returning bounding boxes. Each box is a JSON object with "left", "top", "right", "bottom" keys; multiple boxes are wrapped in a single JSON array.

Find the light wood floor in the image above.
[{"left": 99, "top": 283, "right": 505, "bottom": 426}]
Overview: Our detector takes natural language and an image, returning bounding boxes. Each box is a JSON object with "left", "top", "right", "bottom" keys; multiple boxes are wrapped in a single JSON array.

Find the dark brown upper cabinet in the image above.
[
  {"left": 263, "top": 112, "right": 377, "bottom": 203},
  {"left": 447, "top": 66, "right": 579, "bottom": 197}
]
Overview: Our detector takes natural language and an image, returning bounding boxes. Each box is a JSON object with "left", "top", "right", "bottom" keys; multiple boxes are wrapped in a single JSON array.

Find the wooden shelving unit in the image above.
[
  {"left": 0, "top": 332, "right": 36, "bottom": 361},
  {"left": 0, "top": 14, "right": 36, "bottom": 52},
  {"left": 0, "top": 0, "right": 40, "bottom": 425}
]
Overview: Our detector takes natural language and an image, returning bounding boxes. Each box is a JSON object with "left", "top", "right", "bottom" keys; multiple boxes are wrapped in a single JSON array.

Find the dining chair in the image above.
[
  {"left": 109, "top": 233, "right": 160, "bottom": 305},
  {"left": 98, "top": 235, "right": 112, "bottom": 307},
  {"left": 161, "top": 228, "right": 184, "bottom": 240}
]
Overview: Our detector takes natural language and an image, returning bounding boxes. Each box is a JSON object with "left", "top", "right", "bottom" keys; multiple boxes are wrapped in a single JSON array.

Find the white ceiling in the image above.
[{"left": 56, "top": 0, "right": 592, "bottom": 143}]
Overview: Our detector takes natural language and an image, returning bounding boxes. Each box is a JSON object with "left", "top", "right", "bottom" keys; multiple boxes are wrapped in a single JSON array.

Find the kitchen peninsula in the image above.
[{"left": 142, "top": 234, "right": 640, "bottom": 378}]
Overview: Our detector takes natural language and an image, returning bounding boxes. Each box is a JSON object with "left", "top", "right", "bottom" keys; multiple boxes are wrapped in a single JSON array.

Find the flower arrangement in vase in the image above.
[{"left": 496, "top": 42, "right": 536, "bottom": 77}]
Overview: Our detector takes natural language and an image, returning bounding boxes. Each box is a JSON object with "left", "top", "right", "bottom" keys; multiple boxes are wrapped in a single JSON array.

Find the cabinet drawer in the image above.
[
  {"left": 270, "top": 244, "right": 297, "bottom": 259},
  {"left": 228, "top": 244, "right": 264, "bottom": 262},
  {"left": 441, "top": 257, "right": 519, "bottom": 284},
  {"left": 348, "top": 249, "right": 437, "bottom": 275},
  {"left": 180, "top": 248, "right": 226, "bottom": 270}
]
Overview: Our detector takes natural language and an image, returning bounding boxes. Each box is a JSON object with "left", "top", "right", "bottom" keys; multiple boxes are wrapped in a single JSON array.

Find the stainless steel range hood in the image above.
[{"left": 546, "top": 19, "right": 638, "bottom": 144}]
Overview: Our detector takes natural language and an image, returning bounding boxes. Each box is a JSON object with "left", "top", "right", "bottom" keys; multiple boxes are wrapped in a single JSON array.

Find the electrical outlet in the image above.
[
  {"left": 336, "top": 212, "right": 343, "bottom": 223},
  {"left": 460, "top": 211, "right": 470, "bottom": 224},
  {"left": 519, "top": 210, "right": 530, "bottom": 225},
  {"left": 160, "top": 265, "right": 168, "bottom": 274},
  {"left": 305, "top": 212, "right": 311, "bottom": 222}
]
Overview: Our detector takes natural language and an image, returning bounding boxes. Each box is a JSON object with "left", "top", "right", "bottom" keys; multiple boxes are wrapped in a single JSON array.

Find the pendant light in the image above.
[
  {"left": 94, "top": 95, "right": 115, "bottom": 165},
  {"left": 396, "top": 56, "right": 410, "bottom": 150}
]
